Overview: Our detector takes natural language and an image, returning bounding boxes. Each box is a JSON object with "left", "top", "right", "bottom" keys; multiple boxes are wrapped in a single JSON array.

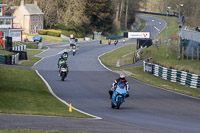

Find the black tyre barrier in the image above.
[
  {"left": 13, "top": 51, "right": 28, "bottom": 60},
  {"left": 4, "top": 55, "right": 12, "bottom": 65}
]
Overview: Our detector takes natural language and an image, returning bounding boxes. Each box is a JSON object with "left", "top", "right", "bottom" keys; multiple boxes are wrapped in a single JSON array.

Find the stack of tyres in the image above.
[{"left": 5, "top": 55, "right": 12, "bottom": 64}]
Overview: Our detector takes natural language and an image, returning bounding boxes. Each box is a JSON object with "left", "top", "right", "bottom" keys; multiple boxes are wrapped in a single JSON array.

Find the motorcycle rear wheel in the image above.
[{"left": 61, "top": 73, "right": 66, "bottom": 81}]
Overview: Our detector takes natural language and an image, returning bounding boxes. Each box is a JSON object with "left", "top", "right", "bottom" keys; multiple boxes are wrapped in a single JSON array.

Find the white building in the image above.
[{"left": 0, "top": 4, "right": 24, "bottom": 42}]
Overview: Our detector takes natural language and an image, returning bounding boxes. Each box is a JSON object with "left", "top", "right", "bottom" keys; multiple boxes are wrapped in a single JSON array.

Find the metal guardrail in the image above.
[{"left": 143, "top": 61, "right": 200, "bottom": 89}]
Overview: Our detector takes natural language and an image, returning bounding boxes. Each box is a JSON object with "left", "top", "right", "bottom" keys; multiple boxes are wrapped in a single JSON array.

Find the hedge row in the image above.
[
  {"left": 39, "top": 29, "right": 85, "bottom": 38},
  {"left": 38, "top": 29, "right": 62, "bottom": 37}
]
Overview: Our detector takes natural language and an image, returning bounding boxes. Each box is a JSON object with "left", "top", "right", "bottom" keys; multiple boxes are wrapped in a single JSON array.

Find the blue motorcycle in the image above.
[{"left": 111, "top": 83, "right": 128, "bottom": 109}]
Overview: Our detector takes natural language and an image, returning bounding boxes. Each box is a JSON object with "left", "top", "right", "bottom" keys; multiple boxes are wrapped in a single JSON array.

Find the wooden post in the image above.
[
  {"left": 192, "top": 47, "right": 193, "bottom": 60},
  {"left": 187, "top": 47, "right": 188, "bottom": 60}
]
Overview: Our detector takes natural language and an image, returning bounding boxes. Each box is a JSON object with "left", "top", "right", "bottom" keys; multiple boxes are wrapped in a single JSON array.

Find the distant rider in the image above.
[
  {"left": 114, "top": 40, "right": 118, "bottom": 45},
  {"left": 109, "top": 73, "right": 129, "bottom": 99}
]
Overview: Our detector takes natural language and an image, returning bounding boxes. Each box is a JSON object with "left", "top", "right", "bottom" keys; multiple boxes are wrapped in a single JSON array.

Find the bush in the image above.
[
  {"left": 47, "top": 30, "right": 62, "bottom": 37},
  {"left": 61, "top": 30, "right": 76, "bottom": 37},
  {"left": 38, "top": 30, "right": 48, "bottom": 35}
]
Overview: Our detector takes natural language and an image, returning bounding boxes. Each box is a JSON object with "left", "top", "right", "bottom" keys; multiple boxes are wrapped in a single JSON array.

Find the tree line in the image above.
[{"left": 1, "top": 0, "right": 139, "bottom": 35}]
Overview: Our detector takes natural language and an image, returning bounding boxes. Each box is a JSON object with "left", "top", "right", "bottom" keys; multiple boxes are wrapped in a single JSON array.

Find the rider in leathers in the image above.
[{"left": 109, "top": 73, "right": 129, "bottom": 99}]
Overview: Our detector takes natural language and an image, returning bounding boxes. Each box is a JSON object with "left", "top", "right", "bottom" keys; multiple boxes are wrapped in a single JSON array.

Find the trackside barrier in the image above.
[
  {"left": 12, "top": 45, "right": 26, "bottom": 51},
  {"left": 143, "top": 61, "right": 200, "bottom": 89},
  {"left": 0, "top": 55, "right": 5, "bottom": 64},
  {"left": 0, "top": 54, "right": 19, "bottom": 65}
]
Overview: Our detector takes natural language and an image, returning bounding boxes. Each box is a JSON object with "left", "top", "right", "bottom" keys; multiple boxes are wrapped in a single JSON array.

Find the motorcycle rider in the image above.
[
  {"left": 114, "top": 40, "right": 118, "bottom": 46},
  {"left": 58, "top": 55, "right": 65, "bottom": 67},
  {"left": 109, "top": 73, "right": 129, "bottom": 99},
  {"left": 59, "top": 62, "right": 69, "bottom": 76}
]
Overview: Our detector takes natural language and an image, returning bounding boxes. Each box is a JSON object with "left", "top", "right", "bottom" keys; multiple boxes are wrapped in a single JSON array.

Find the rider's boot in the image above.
[
  {"left": 108, "top": 90, "right": 113, "bottom": 99},
  {"left": 126, "top": 92, "right": 129, "bottom": 98}
]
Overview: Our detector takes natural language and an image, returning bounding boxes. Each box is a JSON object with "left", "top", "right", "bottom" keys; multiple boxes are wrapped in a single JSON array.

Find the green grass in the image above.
[
  {"left": 100, "top": 43, "right": 136, "bottom": 67},
  {"left": 0, "top": 50, "right": 15, "bottom": 55},
  {"left": 141, "top": 44, "right": 200, "bottom": 75},
  {"left": 24, "top": 33, "right": 63, "bottom": 43},
  {"left": 22, "top": 42, "right": 38, "bottom": 49},
  {"left": 0, "top": 66, "right": 90, "bottom": 118},
  {"left": 0, "top": 129, "right": 90, "bottom": 133},
  {"left": 136, "top": 18, "right": 146, "bottom": 32},
  {"left": 20, "top": 49, "right": 42, "bottom": 66}
]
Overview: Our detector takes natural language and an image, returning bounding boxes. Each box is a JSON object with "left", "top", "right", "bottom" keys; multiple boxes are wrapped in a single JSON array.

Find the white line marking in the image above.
[
  {"left": 35, "top": 46, "right": 50, "bottom": 57},
  {"left": 35, "top": 70, "right": 102, "bottom": 120}
]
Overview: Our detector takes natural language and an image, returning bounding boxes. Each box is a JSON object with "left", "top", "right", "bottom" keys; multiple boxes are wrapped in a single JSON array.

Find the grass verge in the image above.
[
  {"left": 136, "top": 18, "right": 146, "bottom": 32},
  {"left": 99, "top": 43, "right": 136, "bottom": 67},
  {"left": 19, "top": 49, "right": 42, "bottom": 66},
  {"left": 0, "top": 65, "right": 90, "bottom": 118},
  {"left": 0, "top": 129, "right": 90, "bottom": 133},
  {"left": 0, "top": 50, "right": 14, "bottom": 55},
  {"left": 24, "top": 33, "right": 63, "bottom": 43}
]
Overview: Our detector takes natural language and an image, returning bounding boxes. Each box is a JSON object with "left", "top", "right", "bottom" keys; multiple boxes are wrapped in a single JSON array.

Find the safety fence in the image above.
[
  {"left": 12, "top": 44, "right": 26, "bottom": 51},
  {"left": 143, "top": 61, "right": 200, "bottom": 89},
  {"left": 137, "top": 11, "right": 178, "bottom": 17},
  {"left": 0, "top": 53, "right": 19, "bottom": 65},
  {"left": 181, "top": 29, "right": 200, "bottom": 43}
]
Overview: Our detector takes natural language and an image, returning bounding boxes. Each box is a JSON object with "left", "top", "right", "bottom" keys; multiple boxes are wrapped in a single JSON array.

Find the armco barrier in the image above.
[{"left": 143, "top": 61, "right": 200, "bottom": 89}]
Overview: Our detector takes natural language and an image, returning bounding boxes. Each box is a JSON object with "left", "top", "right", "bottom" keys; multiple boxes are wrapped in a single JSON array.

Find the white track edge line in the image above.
[{"left": 35, "top": 70, "right": 102, "bottom": 120}]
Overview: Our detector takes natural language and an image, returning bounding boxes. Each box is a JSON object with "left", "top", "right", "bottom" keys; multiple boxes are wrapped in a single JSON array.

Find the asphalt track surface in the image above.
[{"left": 1, "top": 15, "right": 200, "bottom": 133}]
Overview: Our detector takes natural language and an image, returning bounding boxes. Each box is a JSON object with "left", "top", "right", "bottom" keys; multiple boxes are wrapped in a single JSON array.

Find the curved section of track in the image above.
[{"left": 1, "top": 15, "right": 200, "bottom": 133}]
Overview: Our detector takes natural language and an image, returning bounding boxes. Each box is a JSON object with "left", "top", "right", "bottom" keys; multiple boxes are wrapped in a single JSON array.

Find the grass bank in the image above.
[
  {"left": 0, "top": 50, "right": 14, "bottom": 55},
  {"left": 100, "top": 43, "right": 136, "bottom": 67},
  {"left": 19, "top": 49, "right": 43, "bottom": 66},
  {"left": 24, "top": 33, "right": 63, "bottom": 43},
  {"left": 0, "top": 65, "right": 90, "bottom": 118}
]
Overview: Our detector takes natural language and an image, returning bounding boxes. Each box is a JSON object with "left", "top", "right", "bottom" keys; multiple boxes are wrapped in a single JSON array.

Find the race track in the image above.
[{"left": 1, "top": 15, "right": 200, "bottom": 133}]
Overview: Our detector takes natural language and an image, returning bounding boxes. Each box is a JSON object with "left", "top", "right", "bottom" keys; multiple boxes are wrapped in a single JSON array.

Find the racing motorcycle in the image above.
[
  {"left": 110, "top": 83, "right": 128, "bottom": 109},
  {"left": 72, "top": 45, "right": 77, "bottom": 56},
  {"left": 72, "top": 49, "right": 76, "bottom": 56},
  {"left": 59, "top": 65, "right": 69, "bottom": 81}
]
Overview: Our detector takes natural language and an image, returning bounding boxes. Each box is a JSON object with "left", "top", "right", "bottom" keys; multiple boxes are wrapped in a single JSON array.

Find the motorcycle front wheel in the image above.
[
  {"left": 111, "top": 102, "right": 115, "bottom": 108},
  {"left": 116, "top": 97, "right": 121, "bottom": 109}
]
